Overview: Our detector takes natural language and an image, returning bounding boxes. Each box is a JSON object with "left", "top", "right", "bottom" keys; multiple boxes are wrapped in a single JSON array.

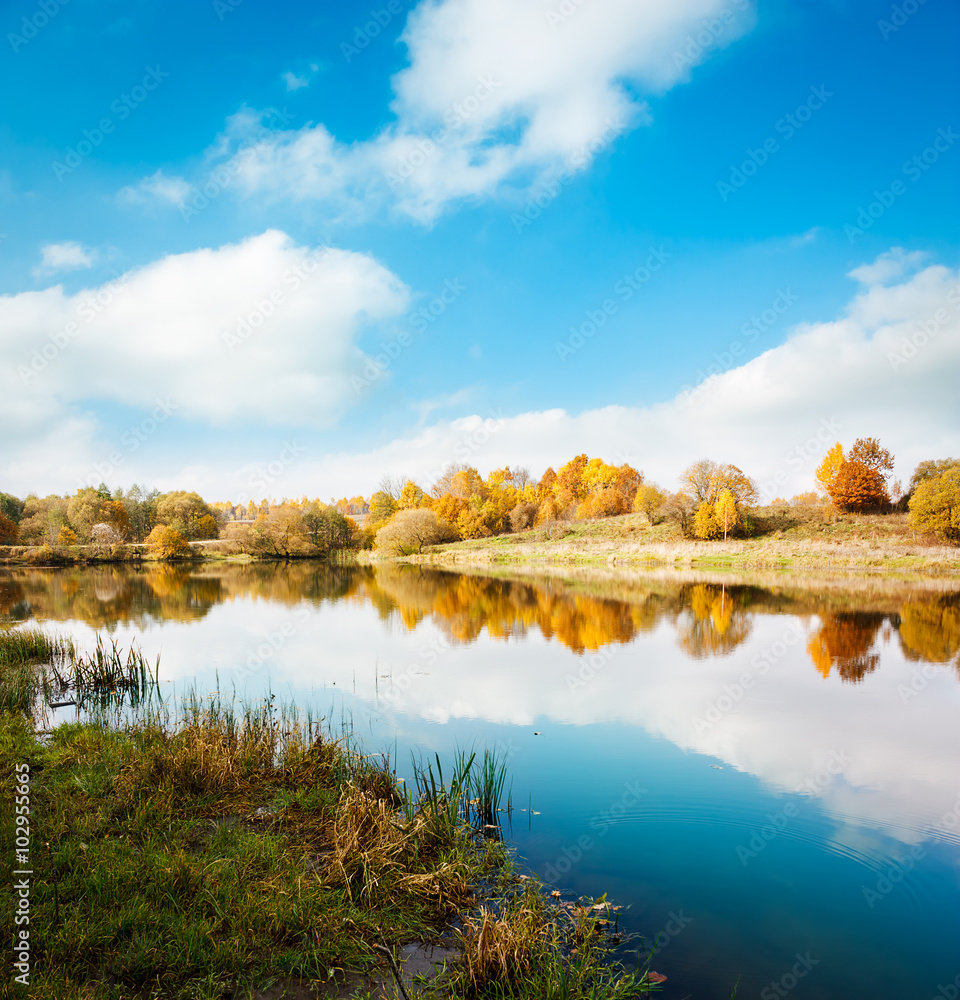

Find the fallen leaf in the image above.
[{"left": 647, "top": 972, "right": 668, "bottom": 984}]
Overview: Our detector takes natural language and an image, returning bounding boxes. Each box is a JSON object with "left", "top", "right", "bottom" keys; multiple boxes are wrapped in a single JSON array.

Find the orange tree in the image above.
[{"left": 816, "top": 438, "right": 893, "bottom": 512}]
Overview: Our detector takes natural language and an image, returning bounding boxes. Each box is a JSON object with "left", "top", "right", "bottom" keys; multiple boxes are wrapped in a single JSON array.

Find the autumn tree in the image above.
[
  {"left": 693, "top": 502, "right": 721, "bottom": 539},
  {"left": 0, "top": 514, "right": 19, "bottom": 545},
  {"left": 634, "top": 484, "right": 667, "bottom": 524},
  {"left": 367, "top": 490, "right": 399, "bottom": 528},
  {"left": 909, "top": 465, "right": 960, "bottom": 541},
  {"left": 0, "top": 493, "right": 24, "bottom": 524},
  {"left": 714, "top": 489, "right": 740, "bottom": 539},
  {"left": 155, "top": 491, "right": 220, "bottom": 540},
  {"left": 397, "top": 480, "right": 426, "bottom": 509},
  {"left": 817, "top": 438, "right": 894, "bottom": 512},
  {"left": 682, "top": 460, "right": 757, "bottom": 507},
  {"left": 661, "top": 491, "right": 696, "bottom": 536},
  {"left": 375, "top": 509, "right": 455, "bottom": 555},
  {"left": 815, "top": 443, "right": 845, "bottom": 498},
  {"left": 829, "top": 461, "right": 890, "bottom": 512},
  {"left": 146, "top": 524, "right": 192, "bottom": 560}
]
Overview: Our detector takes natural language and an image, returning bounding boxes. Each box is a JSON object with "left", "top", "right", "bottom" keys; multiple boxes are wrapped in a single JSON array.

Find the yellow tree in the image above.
[
  {"left": 714, "top": 489, "right": 740, "bottom": 540},
  {"left": 815, "top": 443, "right": 845, "bottom": 497},
  {"left": 693, "top": 502, "right": 721, "bottom": 539},
  {"left": 633, "top": 484, "right": 666, "bottom": 524},
  {"left": 397, "top": 480, "right": 426, "bottom": 509},
  {"left": 909, "top": 466, "right": 960, "bottom": 540}
]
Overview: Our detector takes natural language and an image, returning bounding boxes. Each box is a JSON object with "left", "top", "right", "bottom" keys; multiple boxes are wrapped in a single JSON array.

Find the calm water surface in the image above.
[{"left": 3, "top": 563, "right": 959, "bottom": 999}]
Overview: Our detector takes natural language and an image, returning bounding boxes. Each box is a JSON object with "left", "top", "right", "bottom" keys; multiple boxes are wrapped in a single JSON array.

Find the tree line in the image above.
[{"left": 1, "top": 437, "right": 957, "bottom": 558}]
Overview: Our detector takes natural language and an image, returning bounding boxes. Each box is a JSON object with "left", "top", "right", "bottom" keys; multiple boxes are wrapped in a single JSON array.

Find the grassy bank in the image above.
[
  {"left": 1, "top": 630, "right": 661, "bottom": 999},
  {"left": 401, "top": 509, "right": 960, "bottom": 577}
]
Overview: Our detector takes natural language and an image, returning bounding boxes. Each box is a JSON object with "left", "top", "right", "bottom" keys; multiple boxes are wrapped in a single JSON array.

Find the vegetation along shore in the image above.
[
  {"left": 0, "top": 628, "right": 669, "bottom": 999},
  {"left": 1, "top": 437, "right": 958, "bottom": 573}
]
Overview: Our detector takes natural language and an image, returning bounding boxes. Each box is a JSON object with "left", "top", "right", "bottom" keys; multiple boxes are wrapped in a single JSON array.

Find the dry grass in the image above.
[{"left": 405, "top": 508, "right": 960, "bottom": 577}]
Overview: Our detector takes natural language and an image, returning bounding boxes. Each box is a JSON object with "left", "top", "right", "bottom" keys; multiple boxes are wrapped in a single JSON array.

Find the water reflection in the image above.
[
  {"left": 4, "top": 562, "right": 959, "bottom": 999},
  {"left": 4, "top": 564, "right": 959, "bottom": 681}
]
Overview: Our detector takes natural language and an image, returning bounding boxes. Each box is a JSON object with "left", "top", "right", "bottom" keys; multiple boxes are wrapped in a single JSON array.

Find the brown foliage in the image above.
[{"left": 829, "top": 461, "right": 889, "bottom": 512}]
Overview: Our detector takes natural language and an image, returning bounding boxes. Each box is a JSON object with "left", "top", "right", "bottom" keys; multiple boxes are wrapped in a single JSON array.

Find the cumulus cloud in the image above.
[
  {"left": 195, "top": 252, "right": 959, "bottom": 502},
  {"left": 0, "top": 230, "right": 409, "bottom": 493},
  {"left": 34, "top": 241, "right": 95, "bottom": 275},
  {"left": 118, "top": 168, "right": 192, "bottom": 208},
  {"left": 208, "top": 0, "right": 755, "bottom": 221}
]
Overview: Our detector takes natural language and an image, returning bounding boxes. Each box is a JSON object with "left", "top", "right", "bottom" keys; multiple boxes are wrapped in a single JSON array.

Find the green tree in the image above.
[
  {"left": 0, "top": 492, "right": 24, "bottom": 524},
  {"left": 367, "top": 490, "right": 399, "bottom": 528}
]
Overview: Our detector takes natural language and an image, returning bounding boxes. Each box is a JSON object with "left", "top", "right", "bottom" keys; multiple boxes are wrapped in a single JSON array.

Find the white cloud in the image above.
[
  {"left": 193, "top": 252, "right": 959, "bottom": 502},
  {"left": 217, "top": 0, "right": 755, "bottom": 221},
  {"left": 848, "top": 246, "right": 928, "bottom": 286},
  {"left": 282, "top": 71, "right": 308, "bottom": 91},
  {"left": 35, "top": 241, "right": 94, "bottom": 275},
  {"left": 0, "top": 230, "right": 409, "bottom": 494},
  {"left": 118, "top": 168, "right": 192, "bottom": 208}
]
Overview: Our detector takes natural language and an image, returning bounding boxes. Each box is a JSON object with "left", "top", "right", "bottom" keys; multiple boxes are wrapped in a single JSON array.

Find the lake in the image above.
[{"left": 2, "top": 561, "right": 959, "bottom": 999}]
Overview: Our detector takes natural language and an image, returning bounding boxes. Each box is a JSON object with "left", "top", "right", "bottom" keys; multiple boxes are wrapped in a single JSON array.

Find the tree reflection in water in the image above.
[{"left": 1, "top": 564, "right": 958, "bottom": 680}]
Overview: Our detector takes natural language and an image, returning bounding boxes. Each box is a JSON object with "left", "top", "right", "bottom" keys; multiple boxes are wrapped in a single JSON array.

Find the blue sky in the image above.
[{"left": 1, "top": 0, "right": 958, "bottom": 501}]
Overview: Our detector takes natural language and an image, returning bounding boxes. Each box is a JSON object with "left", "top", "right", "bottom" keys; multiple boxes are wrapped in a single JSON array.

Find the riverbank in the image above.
[
  {"left": 0, "top": 631, "right": 658, "bottom": 999},
  {"left": 395, "top": 510, "right": 960, "bottom": 578}
]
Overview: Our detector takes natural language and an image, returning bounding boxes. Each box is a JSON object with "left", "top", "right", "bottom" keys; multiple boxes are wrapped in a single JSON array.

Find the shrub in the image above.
[
  {"left": 146, "top": 525, "right": 192, "bottom": 560},
  {"left": 375, "top": 509, "right": 456, "bottom": 555}
]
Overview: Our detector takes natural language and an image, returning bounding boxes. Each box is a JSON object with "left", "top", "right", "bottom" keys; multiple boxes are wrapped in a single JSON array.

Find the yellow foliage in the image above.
[
  {"left": 693, "top": 502, "right": 721, "bottom": 539},
  {"left": 815, "top": 443, "right": 845, "bottom": 495}
]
